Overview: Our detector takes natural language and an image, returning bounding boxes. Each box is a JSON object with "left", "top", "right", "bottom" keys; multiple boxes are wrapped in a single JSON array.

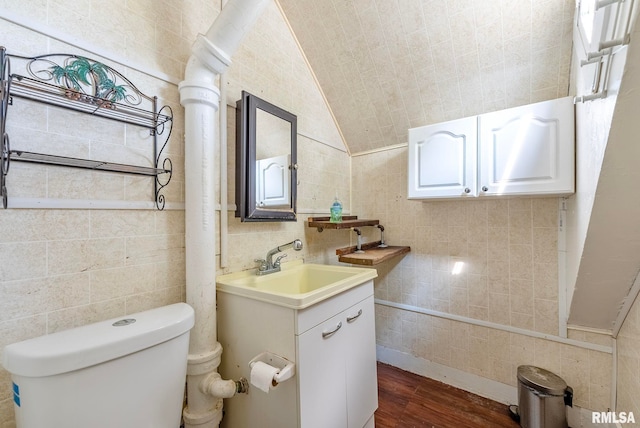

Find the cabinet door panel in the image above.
[
  {"left": 345, "top": 296, "right": 378, "bottom": 428},
  {"left": 408, "top": 116, "right": 477, "bottom": 199},
  {"left": 479, "top": 97, "right": 574, "bottom": 196},
  {"left": 491, "top": 118, "right": 555, "bottom": 182},
  {"left": 256, "top": 154, "right": 290, "bottom": 207},
  {"left": 297, "top": 313, "right": 347, "bottom": 428}
]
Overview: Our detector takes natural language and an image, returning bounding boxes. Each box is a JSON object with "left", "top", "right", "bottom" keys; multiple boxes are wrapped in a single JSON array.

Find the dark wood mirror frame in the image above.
[{"left": 235, "top": 90, "right": 297, "bottom": 222}]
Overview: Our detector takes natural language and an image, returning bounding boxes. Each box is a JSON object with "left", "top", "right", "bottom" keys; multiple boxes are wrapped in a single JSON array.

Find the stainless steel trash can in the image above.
[{"left": 516, "top": 365, "right": 573, "bottom": 428}]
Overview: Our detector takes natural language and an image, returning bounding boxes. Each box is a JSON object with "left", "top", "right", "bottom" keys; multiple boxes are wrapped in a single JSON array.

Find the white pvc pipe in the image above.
[
  {"left": 202, "top": 371, "right": 239, "bottom": 399},
  {"left": 191, "top": 0, "right": 269, "bottom": 76},
  {"left": 220, "top": 72, "right": 229, "bottom": 268},
  {"left": 181, "top": 55, "right": 219, "bottom": 354},
  {"left": 179, "top": 1, "right": 269, "bottom": 427},
  {"left": 203, "top": 1, "right": 266, "bottom": 60},
  {"left": 180, "top": 56, "right": 221, "bottom": 428}
]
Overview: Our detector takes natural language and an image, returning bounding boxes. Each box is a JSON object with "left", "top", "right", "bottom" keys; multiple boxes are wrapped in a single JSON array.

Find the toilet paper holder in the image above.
[{"left": 248, "top": 352, "right": 295, "bottom": 385}]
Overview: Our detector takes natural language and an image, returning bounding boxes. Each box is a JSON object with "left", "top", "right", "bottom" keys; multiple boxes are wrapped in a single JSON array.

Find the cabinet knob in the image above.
[
  {"left": 481, "top": 186, "right": 488, "bottom": 192},
  {"left": 464, "top": 187, "right": 470, "bottom": 194}
]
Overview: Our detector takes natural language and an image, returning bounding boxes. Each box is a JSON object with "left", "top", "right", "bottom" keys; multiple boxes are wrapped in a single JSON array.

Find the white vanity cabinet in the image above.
[
  {"left": 217, "top": 280, "right": 377, "bottom": 428},
  {"left": 408, "top": 97, "right": 575, "bottom": 199},
  {"left": 298, "top": 294, "right": 377, "bottom": 428}
]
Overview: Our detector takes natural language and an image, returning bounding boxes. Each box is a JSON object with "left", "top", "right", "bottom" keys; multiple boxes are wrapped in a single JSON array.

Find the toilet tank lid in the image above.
[{"left": 2, "top": 303, "right": 194, "bottom": 378}]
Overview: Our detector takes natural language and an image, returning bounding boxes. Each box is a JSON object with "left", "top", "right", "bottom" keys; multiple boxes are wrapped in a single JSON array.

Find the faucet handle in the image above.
[
  {"left": 274, "top": 254, "right": 287, "bottom": 267},
  {"left": 254, "top": 258, "right": 267, "bottom": 271}
]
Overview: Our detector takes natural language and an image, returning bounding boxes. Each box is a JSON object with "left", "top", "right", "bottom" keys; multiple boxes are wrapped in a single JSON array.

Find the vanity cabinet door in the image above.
[
  {"left": 407, "top": 116, "right": 477, "bottom": 199},
  {"left": 297, "top": 312, "right": 347, "bottom": 428},
  {"left": 344, "top": 296, "right": 377, "bottom": 428},
  {"left": 478, "top": 96, "right": 574, "bottom": 196},
  {"left": 297, "top": 295, "right": 378, "bottom": 428}
]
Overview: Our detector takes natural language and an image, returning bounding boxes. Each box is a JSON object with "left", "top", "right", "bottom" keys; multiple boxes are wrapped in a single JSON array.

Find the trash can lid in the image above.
[{"left": 517, "top": 365, "right": 567, "bottom": 396}]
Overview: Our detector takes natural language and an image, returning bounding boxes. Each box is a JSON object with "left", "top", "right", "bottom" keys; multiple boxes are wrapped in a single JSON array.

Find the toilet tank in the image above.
[{"left": 2, "top": 303, "right": 194, "bottom": 428}]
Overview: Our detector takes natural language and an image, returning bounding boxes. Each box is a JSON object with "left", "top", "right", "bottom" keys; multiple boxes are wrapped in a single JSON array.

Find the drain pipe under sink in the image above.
[{"left": 179, "top": 1, "right": 269, "bottom": 427}]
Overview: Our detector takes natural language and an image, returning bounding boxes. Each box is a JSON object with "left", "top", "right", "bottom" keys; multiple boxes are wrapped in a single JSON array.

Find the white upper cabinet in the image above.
[
  {"left": 478, "top": 97, "right": 575, "bottom": 197},
  {"left": 407, "top": 96, "right": 575, "bottom": 199},
  {"left": 407, "top": 116, "right": 477, "bottom": 199}
]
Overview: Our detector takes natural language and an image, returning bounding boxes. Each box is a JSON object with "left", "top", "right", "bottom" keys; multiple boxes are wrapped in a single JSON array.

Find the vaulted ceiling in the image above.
[{"left": 278, "top": 0, "right": 575, "bottom": 154}]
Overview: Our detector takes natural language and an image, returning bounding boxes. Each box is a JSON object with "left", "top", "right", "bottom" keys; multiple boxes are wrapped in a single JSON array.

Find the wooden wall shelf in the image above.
[
  {"left": 336, "top": 241, "right": 410, "bottom": 266},
  {"left": 307, "top": 216, "right": 379, "bottom": 231},
  {"left": 307, "top": 216, "right": 410, "bottom": 265}
]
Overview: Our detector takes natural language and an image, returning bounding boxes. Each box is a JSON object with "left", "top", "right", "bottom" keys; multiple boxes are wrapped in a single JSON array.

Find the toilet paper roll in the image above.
[{"left": 250, "top": 361, "right": 279, "bottom": 393}]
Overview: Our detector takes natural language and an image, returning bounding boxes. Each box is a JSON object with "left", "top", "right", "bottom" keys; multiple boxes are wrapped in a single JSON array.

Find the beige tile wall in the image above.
[
  {"left": 376, "top": 305, "right": 612, "bottom": 410},
  {"left": 222, "top": 131, "right": 351, "bottom": 273},
  {"left": 0, "top": 1, "right": 349, "bottom": 426},
  {"left": 220, "top": 127, "right": 351, "bottom": 273},
  {"left": 617, "top": 295, "right": 640, "bottom": 418},
  {"left": 352, "top": 147, "right": 561, "bottom": 334},
  {"left": 279, "top": 0, "right": 575, "bottom": 154},
  {"left": 352, "top": 146, "right": 612, "bottom": 410},
  {"left": 0, "top": 2, "right": 196, "bottom": 423},
  {"left": 0, "top": 209, "right": 186, "bottom": 426},
  {"left": 219, "top": 0, "right": 352, "bottom": 275},
  {"left": 0, "top": 0, "right": 625, "bottom": 425}
]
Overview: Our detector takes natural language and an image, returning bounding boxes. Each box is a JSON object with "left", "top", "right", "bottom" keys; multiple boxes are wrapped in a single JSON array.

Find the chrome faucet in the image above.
[{"left": 255, "top": 239, "right": 303, "bottom": 275}]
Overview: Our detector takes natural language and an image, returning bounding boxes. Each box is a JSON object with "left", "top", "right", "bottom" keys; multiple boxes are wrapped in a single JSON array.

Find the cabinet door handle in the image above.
[
  {"left": 464, "top": 187, "right": 471, "bottom": 194},
  {"left": 322, "top": 321, "right": 342, "bottom": 339},
  {"left": 346, "top": 309, "right": 363, "bottom": 323},
  {"left": 481, "top": 186, "right": 488, "bottom": 192}
]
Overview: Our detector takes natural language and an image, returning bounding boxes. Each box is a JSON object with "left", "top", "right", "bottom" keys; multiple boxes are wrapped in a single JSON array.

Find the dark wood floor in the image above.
[{"left": 375, "top": 363, "right": 520, "bottom": 428}]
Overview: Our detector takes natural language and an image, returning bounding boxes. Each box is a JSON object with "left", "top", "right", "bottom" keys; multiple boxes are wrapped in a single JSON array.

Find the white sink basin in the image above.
[{"left": 216, "top": 260, "right": 377, "bottom": 309}]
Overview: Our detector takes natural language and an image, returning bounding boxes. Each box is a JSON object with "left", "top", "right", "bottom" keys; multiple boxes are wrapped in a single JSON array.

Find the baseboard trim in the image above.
[
  {"left": 375, "top": 345, "right": 604, "bottom": 427},
  {"left": 376, "top": 345, "right": 517, "bottom": 405}
]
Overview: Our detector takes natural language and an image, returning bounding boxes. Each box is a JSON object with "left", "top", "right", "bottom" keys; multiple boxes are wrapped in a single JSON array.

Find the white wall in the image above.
[
  {"left": 565, "top": 0, "right": 637, "bottom": 328},
  {"left": 566, "top": 0, "right": 640, "bottom": 331}
]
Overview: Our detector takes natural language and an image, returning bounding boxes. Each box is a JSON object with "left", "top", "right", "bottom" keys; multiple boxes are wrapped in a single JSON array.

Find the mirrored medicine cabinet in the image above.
[{"left": 235, "top": 91, "right": 297, "bottom": 222}]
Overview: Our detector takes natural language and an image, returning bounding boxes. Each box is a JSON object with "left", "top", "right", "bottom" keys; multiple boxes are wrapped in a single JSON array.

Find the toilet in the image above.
[{"left": 2, "top": 303, "right": 194, "bottom": 428}]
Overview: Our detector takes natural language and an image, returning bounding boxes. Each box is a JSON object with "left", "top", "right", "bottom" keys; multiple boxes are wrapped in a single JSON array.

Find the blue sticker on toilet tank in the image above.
[{"left": 12, "top": 382, "right": 20, "bottom": 407}]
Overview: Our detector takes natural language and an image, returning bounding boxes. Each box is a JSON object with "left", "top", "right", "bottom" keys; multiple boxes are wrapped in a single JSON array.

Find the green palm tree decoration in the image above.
[
  {"left": 97, "top": 78, "right": 127, "bottom": 102},
  {"left": 50, "top": 57, "right": 127, "bottom": 103},
  {"left": 51, "top": 64, "right": 82, "bottom": 91}
]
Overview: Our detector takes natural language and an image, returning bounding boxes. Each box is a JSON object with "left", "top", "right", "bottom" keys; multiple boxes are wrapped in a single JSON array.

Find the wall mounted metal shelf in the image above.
[
  {"left": 0, "top": 46, "right": 173, "bottom": 209},
  {"left": 9, "top": 76, "right": 172, "bottom": 129},
  {"left": 10, "top": 151, "right": 172, "bottom": 176}
]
